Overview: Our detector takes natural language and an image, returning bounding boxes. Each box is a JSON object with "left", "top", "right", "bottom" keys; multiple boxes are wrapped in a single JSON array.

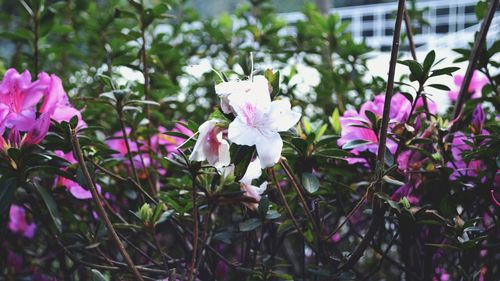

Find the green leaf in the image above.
[
  {"left": 329, "top": 108, "right": 341, "bottom": 134},
  {"left": 398, "top": 60, "right": 423, "bottom": 81},
  {"left": 91, "top": 269, "right": 107, "bottom": 281},
  {"left": 316, "top": 148, "right": 352, "bottom": 158},
  {"left": 302, "top": 172, "right": 320, "bottom": 193},
  {"left": 399, "top": 92, "right": 414, "bottom": 104},
  {"left": 374, "top": 192, "right": 401, "bottom": 213},
  {"left": 0, "top": 177, "right": 19, "bottom": 212},
  {"left": 423, "top": 50, "right": 435, "bottom": 72},
  {"left": 430, "top": 67, "right": 460, "bottom": 77},
  {"left": 258, "top": 196, "right": 270, "bottom": 219},
  {"left": 239, "top": 218, "right": 261, "bottom": 232},
  {"left": 364, "top": 110, "right": 378, "bottom": 127},
  {"left": 427, "top": 84, "right": 450, "bottom": 91},
  {"left": 126, "top": 99, "right": 160, "bottom": 107},
  {"left": 475, "top": 1, "right": 488, "bottom": 20},
  {"left": 155, "top": 210, "right": 175, "bottom": 226},
  {"left": 232, "top": 145, "right": 255, "bottom": 181},
  {"left": 342, "top": 139, "right": 372, "bottom": 150},
  {"left": 315, "top": 124, "right": 328, "bottom": 142},
  {"left": 31, "top": 182, "right": 62, "bottom": 233}
]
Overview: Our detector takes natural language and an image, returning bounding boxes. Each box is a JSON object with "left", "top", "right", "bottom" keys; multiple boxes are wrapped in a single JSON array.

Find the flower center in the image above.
[{"left": 241, "top": 102, "right": 256, "bottom": 127}]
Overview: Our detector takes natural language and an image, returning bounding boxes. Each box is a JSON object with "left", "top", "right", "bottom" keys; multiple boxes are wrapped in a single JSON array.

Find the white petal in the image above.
[
  {"left": 228, "top": 117, "right": 261, "bottom": 146},
  {"left": 240, "top": 157, "right": 262, "bottom": 184},
  {"left": 189, "top": 120, "right": 212, "bottom": 162},
  {"left": 228, "top": 77, "right": 271, "bottom": 118},
  {"left": 267, "top": 99, "right": 301, "bottom": 132},
  {"left": 255, "top": 182, "right": 268, "bottom": 195},
  {"left": 255, "top": 131, "right": 283, "bottom": 168},
  {"left": 215, "top": 80, "right": 251, "bottom": 114},
  {"left": 215, "top": 139, "right": 231, "bottom": 168}
]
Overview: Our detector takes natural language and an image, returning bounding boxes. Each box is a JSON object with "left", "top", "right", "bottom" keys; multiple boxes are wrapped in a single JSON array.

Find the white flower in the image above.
[
  {"left": 240, "top": 158, "right": 267, "bottom": 209},
  {"left": 227, "top": 76, "right": 301, "bottom": 168},
  {"left": 215, "top": 79, "right": 253, "bottom": 114},
  {"left": 189, "top": 119, "right": 230, "bottom": 169}
]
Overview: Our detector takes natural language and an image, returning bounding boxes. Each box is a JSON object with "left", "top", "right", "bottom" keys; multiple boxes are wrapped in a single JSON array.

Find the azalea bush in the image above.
[{"left": 0, "top": 0, "right": 499, "bottom": 280}]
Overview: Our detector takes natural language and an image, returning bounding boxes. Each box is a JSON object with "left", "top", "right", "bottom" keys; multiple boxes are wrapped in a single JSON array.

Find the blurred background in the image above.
[{"left": 0, "top": 0, "right": 498, "bottom": 123}]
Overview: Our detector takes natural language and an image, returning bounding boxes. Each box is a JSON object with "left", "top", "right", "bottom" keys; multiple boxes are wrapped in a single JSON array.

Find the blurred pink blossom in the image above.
[
  {"left": 448, "top": 71, "right": 488, "bottom": 101},
  {"left": 8, "top": 204, "right": 36, "bottom": 239}
]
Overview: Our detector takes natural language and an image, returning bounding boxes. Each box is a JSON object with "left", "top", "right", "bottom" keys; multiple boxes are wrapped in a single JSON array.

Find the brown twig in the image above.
[
  {"left": 279, "top": 159, "right": 321, "bottom": 237},
  {"left": 340, "top": 0, "right": 406, "bottom": 271},
  {"left": 451, "top": 0, "right": 499, "bottom": 122},
  {"left": 268, "top": 168, "right": 319, "bottom": 254},
  {"left": 187, "top": 172, "right": 199, "bottom": 281},
  {"left": 70, "top": 126, "right": 145, "bottom": 281},
  {"left": 328, "top": 191, "right": 368, "bottom": 238},
  {"left": 116, "top": 104, "right": 141, "bottom": 185}
]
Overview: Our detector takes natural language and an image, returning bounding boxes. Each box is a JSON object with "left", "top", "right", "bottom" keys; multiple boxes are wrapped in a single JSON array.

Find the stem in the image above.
[
  {"left": 140, "top": 10, "right": 157, "bottom": 197},
  {"left": 279, "top": 159, "right": 321, "bottom": 237},
  {"left": 88, "top": 157, "right": 157, "bottom": 204},
  {"left": 327, "top": 192, "right": 368, "bottom": 238},
  {"left": 403, "top": 9, "right": 417, "bottom": 61},
  {"left": 451, "top": 0, "right": 499, "bottom": 122},
  {"left": 376, "top": 0, "right": 405, "bottom": 177},
  {"left": 116, "top": 104, "right": 141, "bottom": 185},
  {"left": 70, "top": 127, "right": 144, "bottom": 281},
  {"left": 268, "top": 168, "right": 319, "bottom": 254},
  {"left": 33, "top": 11, "right": 39, "bottom": 73},
  {"left": 341, "top": 0, "right": 406, "bottom": 271},
  {"left": 187, "top": 172, "right": 199, "bottom": 281}
]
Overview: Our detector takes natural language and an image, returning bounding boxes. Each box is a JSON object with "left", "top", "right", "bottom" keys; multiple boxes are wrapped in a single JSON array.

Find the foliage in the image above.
[{"left": 0, "top": 0, "right": 499, "bottom": 280}]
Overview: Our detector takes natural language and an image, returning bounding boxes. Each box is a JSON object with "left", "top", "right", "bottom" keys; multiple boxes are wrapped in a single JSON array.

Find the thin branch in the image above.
[
  {"left": 279, "top": 159, "right": 321, "bottom": 237},
  {"left": 187, "top": 172, "right": 199, "bottom": 281},
  {"left": 268, "top": 168, "right": 319, "bottom": 254},
  {"left": 451, "top": 0, "right": 499, "bottom": 122},
  {"left": 117, "top": 104, "right": 141, "bottom": 185},
  {"left": 376, "top": 0, "right": 406, "bottom": 177},
  {"left": 70, "top": 126, "right": 145, "bottom": 281},
  {"left": 340, "top": 0, "right": 406, "bottom": 271}
]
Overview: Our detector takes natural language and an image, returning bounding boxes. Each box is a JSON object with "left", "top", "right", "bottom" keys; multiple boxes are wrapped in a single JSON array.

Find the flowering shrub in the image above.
[{"left": 0, "top": 0, "right": 499, "bottom": 281}]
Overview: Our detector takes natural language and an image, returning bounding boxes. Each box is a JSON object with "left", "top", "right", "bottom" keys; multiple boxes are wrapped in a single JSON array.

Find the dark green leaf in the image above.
[
  {"left": 31, "top": 182, "right": 62, "bottom": 233},
  {"left": 302, "top": 172, "right": 320, "bottom": 193},
  {"left": 239, "top": 218, "right": 261, "bottom": 232},
  {"left": 342, "top": 139, "right": 372, "bottom": 150}
]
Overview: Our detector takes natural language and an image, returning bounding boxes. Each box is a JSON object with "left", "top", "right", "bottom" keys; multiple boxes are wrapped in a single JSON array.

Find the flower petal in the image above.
[
  {"left": 227, "top": 117, "right": 260, "bottom": 146},
  {"left": 255, "top": 131, "right": 282, "bottom": 168},
  {"left": 267, "top": 99, "right": 301, "bottom": 132}
]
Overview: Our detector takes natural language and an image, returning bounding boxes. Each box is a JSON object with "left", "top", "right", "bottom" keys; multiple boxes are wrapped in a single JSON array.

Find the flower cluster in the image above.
[
  {"left": 337, "top": 71, "right": 498, "bottom": 205},
  {"left": 0, "top": 69, "right": 84, "bottom": 150},
  {"left": 189, "top": 74, "right": 301, "bottom": 205},
  {"left": 337, "top": 92, "right": 434, "bottom": 164}
]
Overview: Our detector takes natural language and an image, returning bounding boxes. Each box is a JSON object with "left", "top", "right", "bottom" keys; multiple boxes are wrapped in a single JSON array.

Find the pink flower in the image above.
[
  {"left": 447, "top": 132, "right": 486, "bottom": 180},
  {"left": 189, "top": 119, "right": 230, "bottom": 169},
  {"left": 54, "top": 150, "right": 100, "bottom": 199},
  {"left": 433, "top": 267, "right": 450, "bottom": 281},
  {"left": 38, "top": 72, "right": 86, "bottom": 128},
  {"left": 337, "top": 93, "right": 412, "bottom": 160},
  {"left": 0, "top": 69, "right": 45, "bottom": 131},
  {"left": 154, "top": 123, "right": 193, "bottom": 155},
  {"left": 448, "top": 71, "right": 488, "bottom": 101},
  {"left": 239, "top": 158, "right": 267, "bottom": 210},
  {"left": 471, "top": 105, "right": 485, "bottom": 134},
  {"left": 22, "top": 112, "right": 51, "bottom": 146},
  {"left": 106, "top": 128, "right": 139, "bottom": 156},
  {"left": 8, "top": 204, "right": 36, "bottom": 239}
]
